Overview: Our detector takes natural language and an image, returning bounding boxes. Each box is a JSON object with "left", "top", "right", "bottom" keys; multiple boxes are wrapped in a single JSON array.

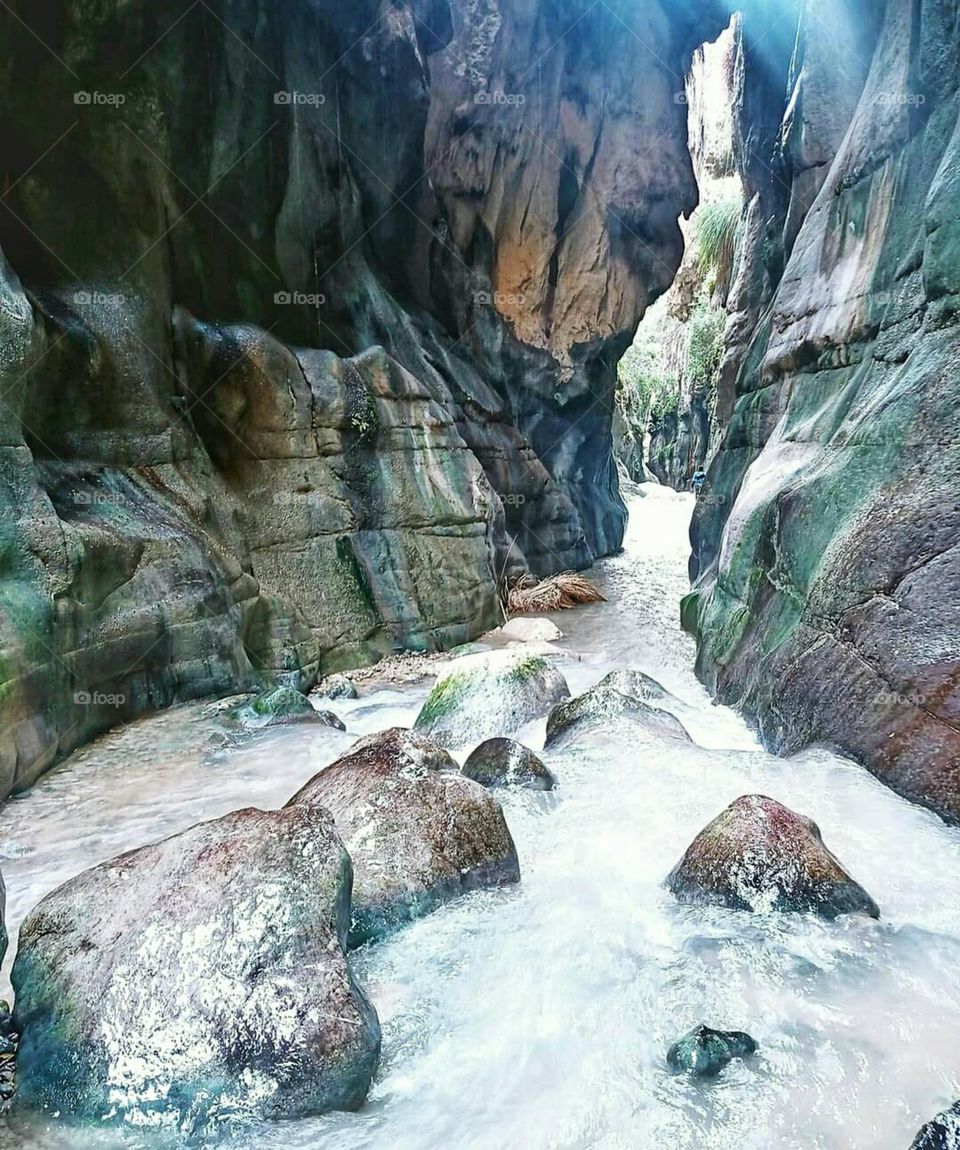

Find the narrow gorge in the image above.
[{"left": 1, "top": 1, "right": 960, "bottom": 1148}]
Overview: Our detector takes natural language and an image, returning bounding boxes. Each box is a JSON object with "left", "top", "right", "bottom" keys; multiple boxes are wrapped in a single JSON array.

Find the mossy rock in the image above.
[
  {"left": 414, "top": 651, "right": 570, "bottom": 749},
  {"left": 545, "top": 670, "right": 690, "bottom": 749}
]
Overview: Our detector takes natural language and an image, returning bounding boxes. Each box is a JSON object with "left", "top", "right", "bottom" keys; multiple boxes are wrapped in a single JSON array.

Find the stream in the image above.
[{"left": 3, "top": 486, "right": 960, "bottom": 1149}]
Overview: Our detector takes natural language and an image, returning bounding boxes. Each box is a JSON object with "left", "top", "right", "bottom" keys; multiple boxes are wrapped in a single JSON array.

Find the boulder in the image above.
[
  {"left": 499, "top": 617, "right": 563, "bottom": 643},
  {"left": 288, "top": 728, "right": 520, "bottom": 947},
  {"left": 545, "top": 670, "right": 690, "bottom": 748},
  {"left": 414, "top": 651, "right": 570, "bottom": 748},
  {"left": 462, "top": 739, "right": 557, "bottom": 791},
  {"left": 911, "top": 1102, "right": 960, "bottom": 1149},
  {"left": 666, "top": 795, "right": 880, "bottom": 919},
  {"left": 0, "top": 867, "right": 5, "bottom": 968},
  {"left": 667, "top": 1024, "right": 758, "bottom": 1077},
  {"left": 11, "top": 805, "right": 380, "bottom": 1134},
  {"left": 231, "top": 686, "right": 342, "bottom": 729},
  {"left": 319, "top": 674, "right": 359, "bottom": 701}
]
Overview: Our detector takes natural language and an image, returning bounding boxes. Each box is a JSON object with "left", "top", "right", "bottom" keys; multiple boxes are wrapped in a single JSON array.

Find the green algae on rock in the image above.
[
  {"left": 288, "top": 728, "right": 520, "bottom": 948},
  {"left": 667, "top": 795, "right": 880, "bottom": 919},
  {"left": 415, "top": 651, "right": 570, "bottom": 749},
  {"left": 11, "top": 805, "right": 380, "bottom": 1135}
]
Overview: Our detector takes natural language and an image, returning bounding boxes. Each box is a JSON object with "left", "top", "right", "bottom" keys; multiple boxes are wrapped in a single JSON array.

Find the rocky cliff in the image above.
[
  {"left": 0, "top": 0, "right": 727, "bottom": 795},
  {"left": 690, "top": 0, "right": 960, "bottom": 822}
]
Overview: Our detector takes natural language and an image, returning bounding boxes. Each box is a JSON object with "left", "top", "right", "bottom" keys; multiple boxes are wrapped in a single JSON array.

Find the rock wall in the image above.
[
  {"left": 690, "top": 0, "right": 960, "bottom": 822},
  {"left": 0, "top": 0, "right": 727, "bottom": 795}
]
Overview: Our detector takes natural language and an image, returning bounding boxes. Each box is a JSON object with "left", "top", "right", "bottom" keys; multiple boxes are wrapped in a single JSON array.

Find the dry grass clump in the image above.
[{"left": 506, "top": 571, "right": 606, "bottom": 614}]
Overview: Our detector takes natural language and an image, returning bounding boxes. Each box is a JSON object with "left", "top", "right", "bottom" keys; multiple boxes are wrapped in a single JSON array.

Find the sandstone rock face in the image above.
[
  {"left": 11, "top": 805, "right": 381, "bottom": 1134},
  {"left": 545, "top": 670, "right": 691, "bottom": 749},
  {"left": 666, "top": 795, "right": 880, "bottom": 919},
  {"left": 288, "top": 729, "right": 521, "bottom": 947},
  {"left": 0, "top": 0, "right": 727, "bottom": 796},
  {"left": 690, "top": 0, "right": 960, "bottom": 822},
  {"left": 415, "top": 651, "right": 570, "bottom": 748},
  {"left": 462, "top": 738, "right": 557, "bottom": 791}
]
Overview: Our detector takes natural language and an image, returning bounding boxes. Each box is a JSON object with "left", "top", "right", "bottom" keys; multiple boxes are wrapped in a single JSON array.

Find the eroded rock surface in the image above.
[
  {"left": 667, "top": 1023, "right": 757, "bottom": 1078},
  {"left": 666, "top": 794, "right": 880, "bottom": 919},
  {"left": 415, "top": 651, "right": 570, "bottom": 748},
  {"left": 690, "top": 0, "right": 960, "bottom": 821},
  {"left": 288, "top": 728, "right": 520, "bottom": 947},
  {"left": 0, "top": 0, "right": 728, "bottom": 795},
  {"left": 911, "top": 1101, "right": 960, "bottom": 1150},
  {"left": 11, "top": 805, "right": 381, "bottom": 1134}
]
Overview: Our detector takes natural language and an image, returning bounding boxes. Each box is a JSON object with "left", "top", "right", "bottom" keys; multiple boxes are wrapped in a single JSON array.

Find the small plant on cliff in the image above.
[
  {"left": 684, "top": 296, "right": 726, "bottom": 414},
  {"left": 696, "top": 195, "right": 742, "bottom": 302}
]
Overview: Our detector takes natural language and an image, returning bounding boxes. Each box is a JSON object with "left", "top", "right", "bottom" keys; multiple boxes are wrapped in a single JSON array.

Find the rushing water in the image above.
[{"left": 3, "top": 486, "right": 960, "bottom": 1149}]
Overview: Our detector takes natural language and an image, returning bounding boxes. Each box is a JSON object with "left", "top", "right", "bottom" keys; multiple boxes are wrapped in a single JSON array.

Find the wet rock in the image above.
[
  {"left": 666, "top": 795, "right": 880, "bottom": 919},
  {"left": 288, "top": 728, "right": 520, "bottom": 947},
  {"left": 499, "top": 618, "right": 563, "bottom": 643},
  {"left": 414, "top": 651, "right": 570, "bottom": 749},
  {"left": 462, "top": 739, "right": 557, "bottom": 791},
  {"left": 315, "top": 710, "right": 347, "bottom": 732},
  {"left": 667, "top": 1024, "right": 758, "bottom": 1078},
  {"left": 11, "top": 805, "right": 380, "bottom": 1134},
  {"left": 319, "top": 674, "right": 358, "bottom": 701},
  {"left": 231, "top": 686, "right": 341, "bottom": 729},
  {"left": 545, "top": 670, "right": 691, "bottom": 748},
  {"left": 911, "top": 1101, "right": 960, "bottom": 1149},
  {"left": 0, "top": 867, "right": 5, "bottom": 967}
]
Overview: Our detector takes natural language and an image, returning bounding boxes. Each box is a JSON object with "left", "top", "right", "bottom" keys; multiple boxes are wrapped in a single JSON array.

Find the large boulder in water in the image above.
[
  {"left": 462, "top": 738, "right": 557, "bottom": 791},
  {"left": 911, "top": 1102, "right": 960, "bottom": 1149},
  {"left": 414, "top": 651, "right": 570, "bottom": 748},
  {"left": 667, "top": 795, "right": 880, "bottom": 919},
  {"left": 545, "top": 669, "right": 691, "bottom": 749},
  {"left": 289, "top": 728, "right": 520, "bottom": 947},
  {"left": 11, "top": 805, "right": 381, "bottom": 1135},
  {"left": 230, "top": 685, "right": 342, "bottom": 729},
  {"left": 667, "top": 1023, "right": 758, "bottom": 1078}
]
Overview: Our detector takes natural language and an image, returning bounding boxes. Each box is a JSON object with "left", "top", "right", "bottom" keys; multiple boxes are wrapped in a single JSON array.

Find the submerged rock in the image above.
[
  {"left": 667, "top": 795, "right": 880, "bottom": 919},
  {"left": 319, "top": 674, "right": 359, "bottom": 700},
  {"left": 545, "top": 670, "right": 690, "bottom": 748},
  {"left": 462, "top": 739, "right": 557, "bottom": 791},
  {"left": 911, "top": 1102, "right": 960, "bottom": 1149},
  {"left": 11, "top": 805, "right": 380, "bottom": 1134},
  {"left": 667, "top": 1024, "right": 758, "bottom": 1077},
  {"left": 414, "top": 651, "right": 570, "bottom": 748},
  {"left": 288, "top": 728, "right": 520, "bottom": 947}
]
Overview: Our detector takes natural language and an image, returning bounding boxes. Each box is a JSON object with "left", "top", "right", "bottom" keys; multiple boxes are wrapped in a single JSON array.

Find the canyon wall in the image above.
[
  {"left": 0, "top": 0, "right": 726, "bottom": 795},
  {"left": 690, "top": 0, "right": 960, "bottom": 821}
]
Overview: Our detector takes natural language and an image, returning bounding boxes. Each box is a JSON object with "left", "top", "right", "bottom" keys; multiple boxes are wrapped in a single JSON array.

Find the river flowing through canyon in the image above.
[{"left": 3, "top": 487, "right": 960, "bottom": 1150}]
